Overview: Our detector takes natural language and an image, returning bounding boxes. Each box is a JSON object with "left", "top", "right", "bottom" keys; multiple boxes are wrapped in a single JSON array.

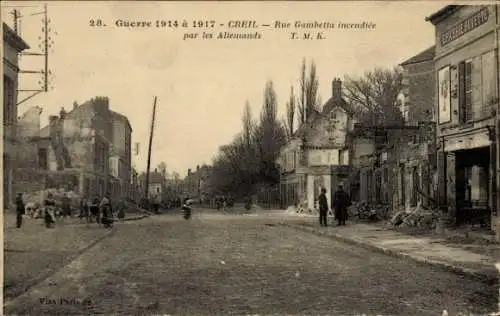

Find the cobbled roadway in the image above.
[{"left": 4, "top": 212, "right": 498, "bottom": 316}]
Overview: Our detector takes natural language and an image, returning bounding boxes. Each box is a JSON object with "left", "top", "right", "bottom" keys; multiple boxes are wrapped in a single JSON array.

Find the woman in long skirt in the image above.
[{"left": 44, "top": 193, "right": 56, "bottom": 228}]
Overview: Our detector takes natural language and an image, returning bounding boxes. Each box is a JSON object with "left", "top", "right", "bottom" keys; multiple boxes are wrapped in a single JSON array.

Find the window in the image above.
[
  {"left": 459, "top": 60, "right": 473, "bottom": 123},
  {"left": 3, "top": 76, "right": 14, "bottom": 125}
]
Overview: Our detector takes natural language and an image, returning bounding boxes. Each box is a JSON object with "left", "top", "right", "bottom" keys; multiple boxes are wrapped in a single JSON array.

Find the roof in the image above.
[
  {"left": 3, "top": 23, "right": 30, "bottom": 51},
  {"left": 400, "top": 46, "right": 435, "bottom": 66},
  {"left": 425, "top": 5, "right": 462, "bottom": 25},
  {"left": 111, "top": 111, "right": 133, "bottom": 133},
  {"left": 321, "top": 96, "right": 354, "bottom": 115}
]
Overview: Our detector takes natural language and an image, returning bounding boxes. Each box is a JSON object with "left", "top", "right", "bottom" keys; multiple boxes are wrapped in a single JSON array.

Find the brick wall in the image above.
[{"left": 402, "top": 59, "right": 435, "bottom": 125}]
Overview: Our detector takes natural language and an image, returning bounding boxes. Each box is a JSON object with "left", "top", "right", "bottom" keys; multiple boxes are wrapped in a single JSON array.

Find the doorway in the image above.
[{"left": 455, "top": 146, "right": 490, "bottom": 227}]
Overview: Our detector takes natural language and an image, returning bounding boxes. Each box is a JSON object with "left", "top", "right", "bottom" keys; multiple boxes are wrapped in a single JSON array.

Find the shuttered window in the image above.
[
  {"left": 458, "top": 60, "right": 473, "bottom": 123},
  {"left": 3, "top": 76, "right": 14, "bottom": 125},
  {"left": 471, "top": 56, "right": 482, "bottom": 120}
]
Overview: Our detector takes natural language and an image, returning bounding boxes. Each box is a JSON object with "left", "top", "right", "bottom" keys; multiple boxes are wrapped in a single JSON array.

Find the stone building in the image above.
[
  {"left": 3, "top": 23, "right": 29, "bottom": 208},
  {"left": 110, "top": 111, "right": 132, "bottom": 199},
  {"left": 277, "top": 78, "right": 354, "bottom": 211},
  {"left": 427, "top": 5, "right": 499, "bottom": 232},
  {"left": 346, "top": 47, "right": 437, "bottom": 216},
  {"left": 27, "top": 97, "right": 132, "bottom": 200}
]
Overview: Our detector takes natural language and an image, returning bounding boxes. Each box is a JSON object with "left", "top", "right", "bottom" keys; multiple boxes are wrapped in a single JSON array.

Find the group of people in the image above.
[
  {"left": 80, "top": 194, "right": 115, "bottom": 228},
  {"left": 12, "top": 191, "right": 116, "bottom": 229},
  {"left": 317, "top": 184, "right": 351, "bottom": 227}
]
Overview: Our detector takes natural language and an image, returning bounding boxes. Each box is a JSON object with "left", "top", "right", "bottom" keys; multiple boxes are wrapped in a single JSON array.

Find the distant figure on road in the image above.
[
  {"left": 44, "top": 193, "right": 56, "bottom": 228},
  {"left": 318, "top": 188, "right": 329, "bottom": 227},
  {"left": 15, "top": 193, "right": 25, "bottom": 228},
  {"left": 100, "top": 193, "right": 114, "bottom": 228},
  {"left": 89, "top": 195, "right": 101, "bottom": 224},
  {"left": 153, "top": 191, "right": 162, "bottom": 214},
  {"left": 61, "top": 193, "right": 71, "bottom": 219},
  {"left": 332, "top": 184, "right": 350, "bottom": 226}
]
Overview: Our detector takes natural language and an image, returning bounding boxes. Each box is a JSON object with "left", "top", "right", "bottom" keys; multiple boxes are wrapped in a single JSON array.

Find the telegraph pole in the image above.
[
  {"left": 16, "top": 3, "right": 54, "bottom": 106},
  {"left": 144, "top": 96, "right": 158, "bottom": 200}
]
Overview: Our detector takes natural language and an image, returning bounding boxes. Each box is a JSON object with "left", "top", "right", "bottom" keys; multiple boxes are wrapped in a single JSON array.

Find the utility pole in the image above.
[
  {"left": 11, "top": 9, "right": 19, "bottom": 33},
  {"left": 16, "top": 3, "right": 54, "bottom": 106},
  {"left": 144, "top": 96, "right": 158, "bottom": 201}
]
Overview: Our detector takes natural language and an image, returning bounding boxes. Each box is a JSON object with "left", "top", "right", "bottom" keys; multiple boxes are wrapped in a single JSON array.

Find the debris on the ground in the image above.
[
  {"left": 388, "top": 202, "right": 439, "bottom": 230},
  {"left": 348, "top": 202, "right": 389, "bottom": 222}
]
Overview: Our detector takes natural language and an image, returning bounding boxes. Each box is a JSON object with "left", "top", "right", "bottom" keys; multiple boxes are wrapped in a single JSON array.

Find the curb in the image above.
[
  {"left": 121, "top": 214, "right": 149, "bottom": 222},
  {"left": 279, "top": 222, "right": 498, "bottom": 284},
  {"left": 3, "top": 228, "right": 115, "bottom": 306}
]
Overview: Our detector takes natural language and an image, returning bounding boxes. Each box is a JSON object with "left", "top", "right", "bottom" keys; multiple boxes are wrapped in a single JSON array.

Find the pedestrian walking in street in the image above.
[
  {"left": 89, "top": 195, "right": 101, "bottom": 224},
  {"left": 153, "top": 191, "right": 161, "bottom": 214},
  {"left": 332, "top": 184, "right": 351, "bottom": 226},
  {"left": 44, "top": 193, "right": 56, "bottom": 228},
  {"left": 61, "top": 192, "right": 71, "bottom": 219},
  {"left": 100, "top": 193, "right": 114, "bottom": 228},
  {"left": 15, "top": 193, "right": 25, "bottom": 228},
  {"left": 318, "top": 188, "right": 329, "bottom": 227}
]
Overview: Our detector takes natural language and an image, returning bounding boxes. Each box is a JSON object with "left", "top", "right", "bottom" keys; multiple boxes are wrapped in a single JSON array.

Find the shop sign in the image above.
[
  {"left": 441, "top": 7, "right": 489, "bottom": 46},
  {"left": 444, "top": 131, "right": 491, "bottom": 152}
]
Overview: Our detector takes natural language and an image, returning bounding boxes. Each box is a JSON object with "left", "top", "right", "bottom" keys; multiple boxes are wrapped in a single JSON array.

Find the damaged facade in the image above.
[
  {"left": 427, "top": 5, "right": 499, "bottom": 233},
  {"left": 277, "top": 78, "right": 354, "bottom": 211},
  {"left": 15, "top": 97, "right": 133, "bottom": 202},
  {"left": 346, "top": 45, "right": 436, "bottom": 217}
]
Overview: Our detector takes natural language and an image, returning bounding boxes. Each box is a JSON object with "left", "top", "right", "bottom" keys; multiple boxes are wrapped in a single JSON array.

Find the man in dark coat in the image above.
[
  {"left": 15, "top": 193, "right": 25, "bottom": 228},
  {"left": 318, "top": 188, "right": 329, "bottom": 227},
  {"left": 332, "top": 184, "right": 350, "bottom": 226}
]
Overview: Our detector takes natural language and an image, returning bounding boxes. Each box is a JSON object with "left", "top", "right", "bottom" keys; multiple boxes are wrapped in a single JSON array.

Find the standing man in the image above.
[
  {"left": 332, "top": 184, "right": 351, "bottom": 226},
  {"left": 15, "top": 193, "right": 25, "bottom": 228},
  {"left": 318, "top": 188, "right": 329, "bottom": 227},
  {"left": 153, "top": 190, "right": 162, "bottom": 214}
]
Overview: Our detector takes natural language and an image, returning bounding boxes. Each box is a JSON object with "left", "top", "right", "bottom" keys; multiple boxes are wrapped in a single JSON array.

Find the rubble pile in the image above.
[
  {"left": 388, "top": 202, "right": 439, "bottom": 230},
  {"left": 348, "top": 201, "right": 390, "bottom": 222}
]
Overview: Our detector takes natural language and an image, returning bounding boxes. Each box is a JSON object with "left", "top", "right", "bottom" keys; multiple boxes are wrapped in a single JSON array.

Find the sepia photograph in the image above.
[{"left": 2, "top": 1, "right": 500, "bottom": 315}]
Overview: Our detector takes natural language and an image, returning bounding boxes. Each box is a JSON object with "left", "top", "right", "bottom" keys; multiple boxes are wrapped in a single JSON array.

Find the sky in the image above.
[{"left": 2, "top": 1, "right": 452, "bottom": 177}]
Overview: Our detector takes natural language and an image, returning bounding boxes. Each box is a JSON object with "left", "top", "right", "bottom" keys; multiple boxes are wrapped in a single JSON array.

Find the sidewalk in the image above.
[
  {"left": 3, "top": 213, "right": 114, "bottom": 301},
  {"left": 279, "top": 216, "right": 500, "bottom": 282}
]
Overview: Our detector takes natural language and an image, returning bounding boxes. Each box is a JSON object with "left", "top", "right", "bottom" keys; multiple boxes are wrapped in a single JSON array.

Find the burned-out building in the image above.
[
  {"left": 19, "top": 97, "right": 132, "bottom": 201},
  {"left": 277, "top": 78, "right": 354, "bottom": 211}
]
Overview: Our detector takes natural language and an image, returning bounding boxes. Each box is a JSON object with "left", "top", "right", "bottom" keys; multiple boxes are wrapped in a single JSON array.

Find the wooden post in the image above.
[{"left": 145, "top": 96, "right": 157, "bottom": 201}]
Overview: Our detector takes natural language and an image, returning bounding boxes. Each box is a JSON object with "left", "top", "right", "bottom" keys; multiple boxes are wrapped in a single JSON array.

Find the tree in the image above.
[
  {"left": 343, "top": 67, "right": 405, "bottom": 127},
  {"left": 255, "top": 80, "right": 287, "bottom": 184},
  {"left": 242, "top": 101, "right": 254, "bottom": 149},
  {"left": 284, "top": 85, "right": 296, "bottom": 138},
  {"left": 297, "top": 59, "right": 322, "bottom": 125}
]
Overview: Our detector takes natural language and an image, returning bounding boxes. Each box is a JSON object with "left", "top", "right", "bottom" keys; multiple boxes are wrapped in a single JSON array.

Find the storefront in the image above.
[{"left": 427, "top": 5, "right": 499, "bottom": 231}]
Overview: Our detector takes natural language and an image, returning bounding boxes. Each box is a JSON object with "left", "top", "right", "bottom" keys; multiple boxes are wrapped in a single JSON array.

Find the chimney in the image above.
[
  {"left": 73, "top": 101, "right": 78, "bottom": 110},
  {"left": 332, "top": 78, "right": 342, "bottom": 101},
  {"left": 59, "top": 107, "right": 67, "bottom": 119}
]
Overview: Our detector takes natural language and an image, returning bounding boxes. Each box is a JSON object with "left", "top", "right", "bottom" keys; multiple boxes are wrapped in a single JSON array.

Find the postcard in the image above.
[{"left": 2, "top": 1, "right": 500, "bottom": 315}]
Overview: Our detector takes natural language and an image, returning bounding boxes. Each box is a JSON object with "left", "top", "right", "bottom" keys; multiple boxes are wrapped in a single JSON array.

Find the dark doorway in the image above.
[{"left": 455, "top": 146, "right": 490, "bottom": 227}]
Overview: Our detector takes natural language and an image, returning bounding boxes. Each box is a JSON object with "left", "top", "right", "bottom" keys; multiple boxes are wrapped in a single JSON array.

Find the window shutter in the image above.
[
  {"left": 471, "top": 56, "right": 482, "bottom": 120},
  {"left": 458, "top": 62, "right": 466, "bottom": 123}
]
